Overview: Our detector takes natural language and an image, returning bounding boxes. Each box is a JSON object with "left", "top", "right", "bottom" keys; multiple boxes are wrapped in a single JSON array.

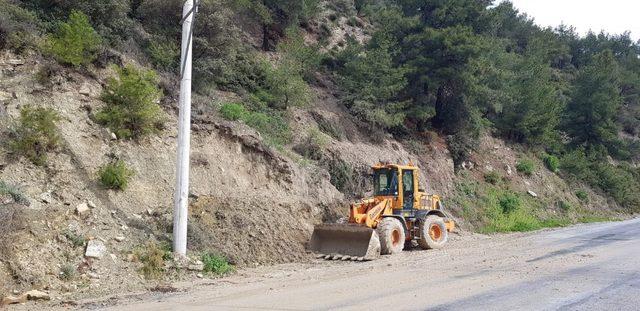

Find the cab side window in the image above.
[{"left": 403, "top": 170, "right": 413, "bottom": 195}]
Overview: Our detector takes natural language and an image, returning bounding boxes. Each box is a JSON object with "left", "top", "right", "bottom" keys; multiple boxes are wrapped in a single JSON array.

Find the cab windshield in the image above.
[{"left": 373, "top": 168, "right": 398, "bottom": 196}]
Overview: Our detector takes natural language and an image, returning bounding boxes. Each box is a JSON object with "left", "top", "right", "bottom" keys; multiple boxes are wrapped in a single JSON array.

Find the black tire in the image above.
[
  {"left": 418, "top": 215, "right": 448, "bottom": 250},
  {"left": 377, "top": 218, "right": 405, "bottom": 255}
]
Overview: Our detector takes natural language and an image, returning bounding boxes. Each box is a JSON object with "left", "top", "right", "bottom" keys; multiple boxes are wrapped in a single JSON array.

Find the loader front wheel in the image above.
[
  {"left": 418, "top": 215, "right": 448, "bottom": 249},
  {"left": 377, "top": 218, "right": 405, "bottom": 255}
]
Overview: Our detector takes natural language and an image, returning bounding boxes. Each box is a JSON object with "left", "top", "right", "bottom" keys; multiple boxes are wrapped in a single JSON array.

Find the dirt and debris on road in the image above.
[{"left": 60, "top": 218, "right": 640, "bottom": 311}]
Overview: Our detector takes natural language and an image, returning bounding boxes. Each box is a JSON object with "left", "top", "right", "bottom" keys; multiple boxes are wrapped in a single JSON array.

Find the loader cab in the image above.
[
  {"left": 372, "top": 164, "right": 419, "bottom": 211},
  {"left": 373, "top": 168, "right": 398, "bottom": 197}
]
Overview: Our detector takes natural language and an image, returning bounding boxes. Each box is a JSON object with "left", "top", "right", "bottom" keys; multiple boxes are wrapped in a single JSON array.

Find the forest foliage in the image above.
[{"left": 2, "top": 0, "right": 640, "bottom": 212}]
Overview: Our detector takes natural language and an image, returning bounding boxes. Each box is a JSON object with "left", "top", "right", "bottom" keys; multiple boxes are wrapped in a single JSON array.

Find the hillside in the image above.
[{"left": 0, "top": 0, "right": 638, "bottom": 306}]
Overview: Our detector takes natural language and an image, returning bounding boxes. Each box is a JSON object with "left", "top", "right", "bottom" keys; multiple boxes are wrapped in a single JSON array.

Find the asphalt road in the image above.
[{"left": 96, "top": 218, "right": 640, "bottom": 311}]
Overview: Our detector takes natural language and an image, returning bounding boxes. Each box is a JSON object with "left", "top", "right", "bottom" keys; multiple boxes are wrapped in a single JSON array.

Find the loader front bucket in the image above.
[{"left": 309, "top": 224, "right": 381, "bottom": 261}]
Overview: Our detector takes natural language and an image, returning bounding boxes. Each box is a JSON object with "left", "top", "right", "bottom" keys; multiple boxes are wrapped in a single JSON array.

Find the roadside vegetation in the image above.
[
  {"left": 201, "top": 253, "right": 234, "bottom": 276},
  {"left": 98, "top": 159, "right": 133, "bottom": 190},
  {"left": 136, "top": 241, "right": 172, "bottom": 280},
  {"left": 97, "top": 64, "right": 164, "bottom": 140},
  {"left": 0, "top": 0, "right": 637, "bottom": 241},
  {"left": 7, "top": 105, "right": 60, "bottom": 166},
  {"left": 43, "top": 10, "right": 101, "bottom": 67},
  {"left": 0, "top": 181, "right": 28, "bottom": 205}
]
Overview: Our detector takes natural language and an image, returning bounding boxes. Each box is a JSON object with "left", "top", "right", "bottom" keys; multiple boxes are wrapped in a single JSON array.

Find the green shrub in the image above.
[
  {"left": 219, "top": 103, "right": 248, "bottom": 121},
  {"left": 251, "top": 29, "right": 317, "bottom": 109},
  {"left": 243, "top": 110, "right": 292, "bottom": 147},
  {"left": 23, "top": 0, "right": 133, "bottom": 42},
  {"left": 562, "top": 148, "right": 640, "bottom": 212},
  {"left": 347, "top": 16, "right": 363, "bottom": 27},
  {"left": 64, "top": 230, "right": 85, "bottom": 247},
  {"left": 201, "top": 253, "right": 234, "bottom": 276},
  {"left": 276, "top": 27, "right": 321, "bottom": 81},
  {"left": 483, "top": 171, "right": 501, "bottom": 185},
  {"left": 575, "top": 189, "right": 589, "bottom": 202},
  {"left": 261, "top": 60, "right": 312, "bottom": 109},
  {"left": 558, "top": 200, "right": 572, "bottom": 211},
  {"left": 7, "top": 105, "right": 60, "bottom": 166},
  {"left": 316, "top": 117, "right": 345, "bottom": 140},
  {"left": 98, "top": 159, "right": 133, "bottom": 190},
  {"left": 96, "top": 64, "right": 164, "bottom": 139},
  {"left": 44, "top": 10, "right": 101, "bottom": 67},
  {"left": 516, "top": 159, "right": 535, "bottom": 176},
  {"left": 219, "top": 101, "right": 292, "bottom": 147},
  {"left": 146, "top": 37, "right": 179, "bottom": 70},
  {"left": 539, "top": 218, "right": 571, "bottom": 228},
  {"left": 560, "top": 148, "right": 594, "bottom": 181},
  {"left": 0, "top": 0, "right": 41, "bottom": 53},
  {"left": 293, "top": 128, "right": 328, "bottom": 160},
  {"left": 59, "top": 264, "right": 76, "bottom": 281},
  {"left": 578, "top": 216, "right": 616, "bottom": 223},
  {"left": 543, "top": 154, "right": 560, "bottom": 173},
  {"left": 499, "top": 192, "right": 521, "bottom": 214},
  {"left": 0, "top": 181, "right": 29, "bottom": 205},
  {"left": 594, "top": 163, "right": 640, "bottom": 211},
  {"left": 482, "top": 208, "right": 542, "bottom": 233},
  {"left": 326, "top": 159, "right": 357, "bottom": 194}
]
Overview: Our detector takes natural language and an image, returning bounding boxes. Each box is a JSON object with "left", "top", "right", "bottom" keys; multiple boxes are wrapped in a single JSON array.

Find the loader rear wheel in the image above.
[
  {"left": 377, "top": 218, "right": 405, "bottom": 255},
  {"left": 418, "top": 215, "right": 448, "bottom": 250}
]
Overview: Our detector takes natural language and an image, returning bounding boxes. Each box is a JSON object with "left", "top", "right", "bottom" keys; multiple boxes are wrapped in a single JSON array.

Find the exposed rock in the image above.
[
  {"left": 76, "top": 203, "right": 90, "bottom": 216},
  {"left": 186, "top": 259, "right": 204, "bottom": 271},
  {"left": 527, "top": 190, "right": 538, "bottom": 198},
  {"left": 114, "top": 236, "right": 125, "bottom": 242},
  {"left": 196, "top": 273, "right": 204, "bottom": 278},
  {"left": 0, "top": 91, "right": 12, "bottom": 102},
  {"left": 1, "top": 294, "right": 27, "bottom": 305},
  {"left": 1, "top": 193, "right": 12, "bottom": 204},
  {"left": 79, "top": 83, "right": 91, "bottom": 96},
  {"left": 188, "top": 263, "right": 204, "bottom": 271},
  {"left": 87, "top": 271, "right": 100, "bottom": 279},
  {"left": 506, "top": 165, "right": 513, "bottom": 176},
  {"left": 6, "top": 59, "right": 25, "bottom": 66},
  {"left": 25, "top": 290, "right": 50, "bottom": 301},
  {"left": 87, "top": 200, "right": 97, "bottom": 209},
  {"left": 461, "top": 161, "right": 475, "bottom": 170},
  {"left": 111, "top": 132, "right": 117, "bottom": 140},
  {"left": 100, "top": 128, "right": 112, "bottom": 140},
  {"left": 40, "top": 191, "right": 53, "bottom": 204},
  {"left": 85, "top": 240, "right": 106, "bottom": 258}
]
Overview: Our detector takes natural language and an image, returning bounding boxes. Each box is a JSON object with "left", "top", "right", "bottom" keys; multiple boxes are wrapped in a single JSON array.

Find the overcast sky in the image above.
[{"left": 500, "top": 0, "right": 640, "bottom": 41}]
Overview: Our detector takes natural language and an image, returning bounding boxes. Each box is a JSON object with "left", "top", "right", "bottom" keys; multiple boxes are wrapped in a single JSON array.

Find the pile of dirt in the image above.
[{"left": 0, "top": 51, "right": 351, "bottom": 301}]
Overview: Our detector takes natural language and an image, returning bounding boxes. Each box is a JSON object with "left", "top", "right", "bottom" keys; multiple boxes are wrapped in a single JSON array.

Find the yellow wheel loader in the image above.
[{"left": 310, "top": 162, "right": 455, "bottom": 261}]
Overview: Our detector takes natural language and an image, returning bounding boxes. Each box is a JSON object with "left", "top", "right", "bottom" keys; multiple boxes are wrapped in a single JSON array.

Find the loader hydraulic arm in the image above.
[{"left": 351, "top": 199, "right": 392, "bottom": 228}]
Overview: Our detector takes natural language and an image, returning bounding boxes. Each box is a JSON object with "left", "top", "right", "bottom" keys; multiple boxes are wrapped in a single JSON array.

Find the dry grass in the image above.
[{"left": 0, "top": 204, "right": 26, "bottom": 261}]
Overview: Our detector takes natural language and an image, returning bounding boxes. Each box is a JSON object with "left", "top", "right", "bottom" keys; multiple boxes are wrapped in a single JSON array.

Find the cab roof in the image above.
[{"left": 371, "top": 162, "right": 420, "bottom": 171}]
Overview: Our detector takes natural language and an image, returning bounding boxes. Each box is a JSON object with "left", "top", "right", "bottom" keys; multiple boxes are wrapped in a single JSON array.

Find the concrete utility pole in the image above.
[{"left": 173, "top": 0, "right": 197, "bottom": 257}]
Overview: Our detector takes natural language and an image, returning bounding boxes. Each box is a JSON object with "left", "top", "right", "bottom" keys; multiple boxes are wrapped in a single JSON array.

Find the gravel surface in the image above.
[{"left": 72, "top": 218, "right": 640, "bottom": 311}]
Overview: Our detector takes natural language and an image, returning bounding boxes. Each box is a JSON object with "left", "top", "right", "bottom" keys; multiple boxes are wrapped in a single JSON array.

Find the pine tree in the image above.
[{"left": 564, "top": 50, "right": 622, "bottom": 153}]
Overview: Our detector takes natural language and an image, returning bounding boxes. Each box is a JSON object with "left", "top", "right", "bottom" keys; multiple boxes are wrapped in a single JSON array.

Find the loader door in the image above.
[{"left": 402, "top": 170, "right": 414, "bottom": 210}]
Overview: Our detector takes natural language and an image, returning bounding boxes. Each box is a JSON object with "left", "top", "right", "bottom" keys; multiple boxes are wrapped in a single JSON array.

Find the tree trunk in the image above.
[{"left": 433, "top": 85, "right": 446, "bottom": 130}]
